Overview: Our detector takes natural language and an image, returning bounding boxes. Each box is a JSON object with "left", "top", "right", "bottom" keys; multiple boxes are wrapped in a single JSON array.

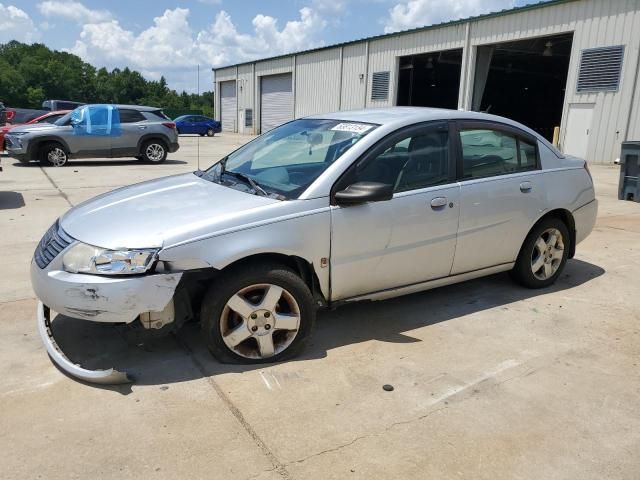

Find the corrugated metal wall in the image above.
[
  {"left": 213, "top": 0, "right": 640, "bottom": 163},
  {"left": 295, "top": 49, "right": 341, "bottom": 117}
]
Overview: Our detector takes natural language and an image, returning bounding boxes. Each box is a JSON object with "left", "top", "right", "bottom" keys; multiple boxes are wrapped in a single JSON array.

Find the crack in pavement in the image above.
[
  {"left": 39, "top": 166, "right": 73, "bottom": 207},
  {"left": 287, "top": 406, "right": 449, "bottom": 466},
  {"left": 175, "top": 335, "right": 293, "bottom": 480}
]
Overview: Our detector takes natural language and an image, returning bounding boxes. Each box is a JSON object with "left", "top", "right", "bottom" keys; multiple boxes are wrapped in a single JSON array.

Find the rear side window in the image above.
[
  {"left": 459, "top": 128, "right": 537, "bottom": 179},
  {"left": 148, "top": 110, "right": 170, "bottom": 121},
  {"left": 119, "top": 109, "right": 146, "bottom": 123}
]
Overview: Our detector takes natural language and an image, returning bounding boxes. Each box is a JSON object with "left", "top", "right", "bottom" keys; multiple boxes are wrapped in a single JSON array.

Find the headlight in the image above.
[
  {"left": 63, "top": 242, "right": 159, "bottom": 275},
  {"left": 9, "top": 132, "right": 28, "bottom": 136}
]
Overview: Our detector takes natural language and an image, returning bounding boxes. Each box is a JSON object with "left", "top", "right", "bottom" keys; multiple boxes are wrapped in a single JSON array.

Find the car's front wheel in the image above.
[
  {"left": 40, "top": 142, "right": 68, "bottom": 167},
  {"left": 141, "top": 140, "right": 167, "bottom": 163},
  {"left": 511, "top": 217, "right": 570, "bottom": 289},
  {"left": 206, "top": 128, "right": 215, "bottom": 137},
  {"left": 201, "top": 263, "right": 315, "bottom": 364}
]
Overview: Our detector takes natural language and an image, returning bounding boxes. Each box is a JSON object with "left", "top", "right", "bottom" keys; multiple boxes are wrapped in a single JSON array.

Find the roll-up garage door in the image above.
[
  {"left": 260, "top": 73, "right": 293, "bottom": 133},
  {"left": 220, "top": 80, "right": 236, "bottom": 132}
]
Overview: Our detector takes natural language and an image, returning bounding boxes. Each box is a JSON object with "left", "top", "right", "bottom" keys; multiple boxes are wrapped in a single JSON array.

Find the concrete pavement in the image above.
[{"left": 0, "top": 135, "right": 638, "bottom": 479}]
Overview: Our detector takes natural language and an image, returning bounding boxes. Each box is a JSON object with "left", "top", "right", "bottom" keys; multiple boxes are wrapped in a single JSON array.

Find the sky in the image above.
[{"left": 1, "top": 0, "right": 539, "bottom": 93}]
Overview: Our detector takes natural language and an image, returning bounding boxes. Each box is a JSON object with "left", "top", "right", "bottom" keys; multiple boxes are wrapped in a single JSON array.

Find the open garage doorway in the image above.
[
  {"left": 472, "top": 33, "right": 573, "bottom": 141},
  {"left": 397, "top": 49, "right": 463, "bottom": 109}
]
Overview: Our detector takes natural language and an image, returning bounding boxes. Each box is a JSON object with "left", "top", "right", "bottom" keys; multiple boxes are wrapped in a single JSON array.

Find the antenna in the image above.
[{"left": 197, "top": 63, "right": 200, "bottom": 171}]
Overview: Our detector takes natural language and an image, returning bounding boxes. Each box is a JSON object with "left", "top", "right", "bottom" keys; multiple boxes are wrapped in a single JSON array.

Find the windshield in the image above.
[
  {"left": 54, "top": 110, "right": 75, "bottom": 126},
  {"left": 201, "top": 118, "right": 377, "bottom": 199}
]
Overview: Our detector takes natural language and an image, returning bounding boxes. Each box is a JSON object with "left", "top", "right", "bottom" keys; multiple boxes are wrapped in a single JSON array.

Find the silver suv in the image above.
[
  {"left": 31, "top": 107, "right": 598, "bottom": 384},
  {"left": 5, "top": 104, "right": 179, "bottom": 166}
]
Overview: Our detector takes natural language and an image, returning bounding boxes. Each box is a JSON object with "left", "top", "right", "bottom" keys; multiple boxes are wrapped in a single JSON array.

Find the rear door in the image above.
[
  {"left": 451, "top": 121, "right": 545, "bottom": 274},
  {"left": 330, "top": 122, "right": 460, "bottom": 300},
  {"left": 113, "top": 108, "right": 147, "bottom": 157}
]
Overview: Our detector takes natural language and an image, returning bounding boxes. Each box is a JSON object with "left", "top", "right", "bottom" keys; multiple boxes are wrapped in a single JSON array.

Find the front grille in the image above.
[
  {"left": 5, "top": 136, "right": 15, "bottom": 148},
  {"left": 34, "top": 221, "right": 74, "bottom": 269}
]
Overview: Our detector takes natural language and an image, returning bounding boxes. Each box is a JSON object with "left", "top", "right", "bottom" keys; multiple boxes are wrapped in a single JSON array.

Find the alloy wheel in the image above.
[
  {"left": 219, "top": 283, "right": 301, "bottom": 359},
  {"left": 531, "top": 228, "right": 564, "bottom": 280},
  {"left": 47, "top": 148, "right": 67, "bottom": 167},
  {"left": 146, "top": 143, "right": 165, "bottom": 162}
]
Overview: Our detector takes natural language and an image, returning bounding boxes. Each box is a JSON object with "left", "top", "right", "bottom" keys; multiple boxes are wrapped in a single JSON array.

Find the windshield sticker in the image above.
[{"left": 330, "top": 123, "right": 373, "bottom": 134}]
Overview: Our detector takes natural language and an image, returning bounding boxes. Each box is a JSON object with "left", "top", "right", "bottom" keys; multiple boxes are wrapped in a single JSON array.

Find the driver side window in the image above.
[{"left": 353, "top": 124, "right": 450, "bottom": 192}]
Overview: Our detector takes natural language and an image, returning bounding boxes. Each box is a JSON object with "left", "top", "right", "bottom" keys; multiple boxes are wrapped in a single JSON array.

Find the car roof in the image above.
[{"left": 304, "top": 106, "right": 563, "bottom": 157}]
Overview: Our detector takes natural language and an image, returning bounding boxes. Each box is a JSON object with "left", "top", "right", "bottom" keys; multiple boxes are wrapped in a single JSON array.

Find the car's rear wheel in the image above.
[
  {"left": 141, "top": 140, "right": 167, "bottom": 163},
  {"left": 201, "top": 263, "right": 315, "bottom": 364},
  {"left": 511, "top": 217, "right": 570, "bottom": 289},
  {"left": 206, "top": 128, "right": 215, "bottom": 137},
  {"left": 40, "top": 142, "right": 68, "bottom": 167}
]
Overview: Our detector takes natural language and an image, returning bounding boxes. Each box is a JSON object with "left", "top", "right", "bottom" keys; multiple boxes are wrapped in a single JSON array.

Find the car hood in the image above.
[
  {"left": 60, "top": 173, "right": 281, "bottom": 249},
  {"left": 9, "top": 123, "right": 60, "bottom": 134}
]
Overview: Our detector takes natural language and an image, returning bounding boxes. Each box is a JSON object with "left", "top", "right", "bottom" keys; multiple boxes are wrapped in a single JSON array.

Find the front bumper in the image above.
[
  {"left": 31, "top": 260, "right": 182, "bottom": 323},
  {"left": 37, "top": 302, "right": 131, "bottom": 384}
]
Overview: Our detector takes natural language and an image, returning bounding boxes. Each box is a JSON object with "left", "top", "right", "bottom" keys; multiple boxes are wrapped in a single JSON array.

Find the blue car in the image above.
[{"left": 174, "top": 115, "right": 221, "bottom": 136}]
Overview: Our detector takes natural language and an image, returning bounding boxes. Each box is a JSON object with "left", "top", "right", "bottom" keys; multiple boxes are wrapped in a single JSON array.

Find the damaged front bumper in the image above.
[
  {"left": 37, "top": 301, "right": 131, "bottom": 384},
  {"left": 31, "top": 260, "right": 183, "bottom": 384}
]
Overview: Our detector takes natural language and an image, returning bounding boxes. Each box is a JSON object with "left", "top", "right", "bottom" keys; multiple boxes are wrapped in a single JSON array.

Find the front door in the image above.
[
  {"left": 330, "top": 122, "right": 460, "bottom": 300},
  {"left": 68, "top": 105, "right": 113, "bottom": 157},
  {"left": 451, "top": 121, "right": 546, "bottom": 274}
]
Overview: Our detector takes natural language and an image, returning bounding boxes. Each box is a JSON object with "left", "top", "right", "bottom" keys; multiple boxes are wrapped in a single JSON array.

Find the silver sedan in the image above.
[{"left": 31, "top": 107, "right": 597, "bottom": 383}]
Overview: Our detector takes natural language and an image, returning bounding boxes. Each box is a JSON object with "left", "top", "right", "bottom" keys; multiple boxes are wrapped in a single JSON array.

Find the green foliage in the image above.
[{"left": 0, "top": 41, "right": 213, "bottom": 116}]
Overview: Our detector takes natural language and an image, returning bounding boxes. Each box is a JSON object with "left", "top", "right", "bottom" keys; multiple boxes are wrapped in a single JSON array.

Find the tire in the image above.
[
  {"left": 201, "top": 263, "right": 316, "bottom": 364},
  {"left": 140, "top": 139, "right": 167, "bottom": 163},
  {"left": 511, "top": 217, "right": 570, "bottom": 289},
  {"left": 206, "top": 128, "right": 215, "bottom": 137},
  {"left": 39, "top": 142, "right": 68, "bottom": 167}
]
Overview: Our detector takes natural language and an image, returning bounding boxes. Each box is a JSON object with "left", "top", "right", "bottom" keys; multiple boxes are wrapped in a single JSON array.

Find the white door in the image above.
[
  {"left": 220, "top": 81, "right": 236, "bottom": 133},
  {"left": 330, "top": 122, "right": 459, "bottom": 300},
  {"left": 563, "top": 103, "right": 594, "bottom": 159},
  {"left": 261, "top": 73, "right": 293, "bottom": 133}
]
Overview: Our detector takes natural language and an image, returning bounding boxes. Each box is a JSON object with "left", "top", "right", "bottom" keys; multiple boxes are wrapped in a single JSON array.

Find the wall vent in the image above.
[
  {"left": 371, "top": 71, "right": 390, "bottom": 100},
  {"left": 577, "top": 45, "right": 624, "bottom": 93},
  {"left": 245, "top": 108, "right": 253, "bottom": 127}
]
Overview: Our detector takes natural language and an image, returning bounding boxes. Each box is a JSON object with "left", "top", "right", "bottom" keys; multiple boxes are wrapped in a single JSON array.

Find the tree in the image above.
[{"left": 0, "top": 41, "right": 211, "bottom": 114}]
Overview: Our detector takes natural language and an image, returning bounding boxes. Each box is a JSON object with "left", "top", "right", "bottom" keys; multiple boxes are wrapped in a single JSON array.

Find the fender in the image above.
[
  {"left": 136, "top": 133, "right": 172, "bottom": 153},
  {"left": 27, "top": 135, "right": 73, "bottom": 160}
]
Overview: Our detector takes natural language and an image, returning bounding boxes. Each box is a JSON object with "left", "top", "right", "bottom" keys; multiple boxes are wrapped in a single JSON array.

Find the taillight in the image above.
[
  {"left": 162, "top": 122, "right": 176, "bottom": 130},
  {"left": 584, "top": 161, "right": 593, "bottom": 181}
]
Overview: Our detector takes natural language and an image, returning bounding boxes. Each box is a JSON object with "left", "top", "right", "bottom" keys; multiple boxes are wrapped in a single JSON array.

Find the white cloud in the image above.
[
  {"left": 38, "top": 0, "right": 113, "bottom": 24},
  {"left": 67, "top": 7, "right": 326, "bottom": 92},
  {"left": 0, "top": 3, "right": 40, "bottom": 43},
  {"left": 384, "top": 0, "right": 515, "bottom": 33},
  {"left": 312, "top": 0, "right": 348, "bottom": 15}
]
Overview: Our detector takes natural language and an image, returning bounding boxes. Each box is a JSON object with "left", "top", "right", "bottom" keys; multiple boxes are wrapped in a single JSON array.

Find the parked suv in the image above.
[{"left": 5, "top": 104, "right": 179, "bottom": 166}]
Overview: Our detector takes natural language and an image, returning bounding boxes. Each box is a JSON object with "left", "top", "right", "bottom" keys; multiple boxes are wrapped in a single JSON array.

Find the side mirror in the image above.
[{"left": 334, "top": 182, "right": 393, "bottom": 206}]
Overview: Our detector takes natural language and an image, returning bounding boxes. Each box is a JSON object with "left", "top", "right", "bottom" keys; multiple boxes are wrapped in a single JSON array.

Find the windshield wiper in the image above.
[{"left": 224, "top": 171, "right": 269, "bottom": 197}]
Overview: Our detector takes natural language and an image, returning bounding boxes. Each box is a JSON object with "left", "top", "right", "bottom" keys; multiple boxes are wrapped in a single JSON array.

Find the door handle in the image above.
[
  {"left": 519, "top": 181, "right": 532, "bottom": 193},
  {"left": 430, "top": 197, "right": 447, "bottom": 209},
  {"left": 138, "top": 125, "right": 147, "bottom": 130}
]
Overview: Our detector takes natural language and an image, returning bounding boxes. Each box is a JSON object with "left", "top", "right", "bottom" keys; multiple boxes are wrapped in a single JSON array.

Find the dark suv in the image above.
[{"left": 5, "top": 104, "right": 180, "bottom": 167}]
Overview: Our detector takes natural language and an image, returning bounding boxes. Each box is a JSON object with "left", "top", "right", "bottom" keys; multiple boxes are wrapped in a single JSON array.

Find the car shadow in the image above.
[
  {"left": 48, "top": 258, "right": 605, "bottom": 394},
  {"left": 0, "top": 191, "right": 26, "bottom": 209},
  {"left": 12, "top": 159, "right": 188, "bottom": 167}
]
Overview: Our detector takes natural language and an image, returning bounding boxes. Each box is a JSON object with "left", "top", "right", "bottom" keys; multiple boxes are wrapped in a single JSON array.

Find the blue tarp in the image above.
[{"left": 71, "top": 104, "right": 121, "bottom": 136}]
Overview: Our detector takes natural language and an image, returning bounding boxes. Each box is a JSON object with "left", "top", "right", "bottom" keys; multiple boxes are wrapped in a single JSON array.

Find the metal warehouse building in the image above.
[{"left": 213, "top": 0, "right": 640, "bottom": 164}]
